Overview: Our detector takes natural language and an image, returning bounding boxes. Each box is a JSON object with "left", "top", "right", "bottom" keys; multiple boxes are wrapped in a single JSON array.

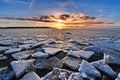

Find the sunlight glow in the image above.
[
  {"left": 53, "top": 22, "right": 65, "bottom": 29},
  {"left": 56, "top": 19, "right": 63, "bottom": 23},
  {"left": 52, "top": 19, "right": 65, "bottom": 29}
]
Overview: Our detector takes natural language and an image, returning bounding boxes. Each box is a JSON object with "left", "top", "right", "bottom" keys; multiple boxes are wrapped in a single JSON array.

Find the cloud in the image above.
[
  {"left": 29, "top": 0, "right": 34, "bottom": 9},
  {"left": 60, "top": 2, "right": 71, "bottom": 7},
  {"left": 36, "top": 13, "right": 115, "bottom": 29},
  {"left": 15, "top": 0, "right": 28, "bottom": 4},
  {"left": 53, "top": 0, "right": 66, "bottom": 2},
  {"left": 3, "top": 0, "right": 29, "bottom": 4}
]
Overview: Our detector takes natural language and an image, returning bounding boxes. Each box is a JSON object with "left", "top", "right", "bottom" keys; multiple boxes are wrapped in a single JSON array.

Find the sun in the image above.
[
  {"left": 53, "top": 22, "right": 65, "bottom": 29},
  {"left": 51, "top": 19, "right": 65, "bottom": 29}
]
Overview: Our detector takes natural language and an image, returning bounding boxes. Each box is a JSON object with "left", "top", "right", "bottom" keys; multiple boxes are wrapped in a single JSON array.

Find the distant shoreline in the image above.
[
  {"left": 0, "top": 27, "right": 119, "bottom": 30},
  {"left": 0, "top": 27, "right": 51, "bottom": 29}
]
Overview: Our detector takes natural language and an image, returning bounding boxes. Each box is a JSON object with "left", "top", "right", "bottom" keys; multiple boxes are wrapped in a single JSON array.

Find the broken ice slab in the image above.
[
  {"left": 115, "top": 73, "right": 120, "bottom": 80},
  {"left": 31, "top": 41, "right": 47, "bottom": 49},
  {"left": 113, "top": 40, "right": 120, "bottom": 43},
  {"left": 0, "top": 46, "right": 10, "bottom": 53},
  {"left": 41, "top": 68, "right": 61, "bottom": 80},
  {"left": 35, "top": 57, "right": 63, "bottom": 70},
  {"left": 0, "top": 54, "right": 7, "bottom": 60},
  {"left": 62, "top": 56, "right": 82, "bottom": 70},
  {"left": 68, "top": 73, "right": 83, "bottom": 80},
  {"left": 18, "top": 44, "right": 33, "bottom": 49},
  {"left": 90, "top": 41, "right": 120, "bottom": 52},
  {"left": 104, "top": 50, "right": 120, "bottom": 65},
  {"left": 43, "top": 48, "right": 63, "bottom": 56},
  {"left": 0, "top": 67, "right": 14, "bottom": 80},
  {"left": 21, "top": 71, "right": 41, "bottom": 80},
  {"left": 91, "top": 60, "right": 117, "bottom": 78},
  {"left": 0, "top": 40, "right": 14, "bottom": 46},
  {"left": 4, "top": 48, "right": 23, "bottom": 55},
  {"left": 67, "top": 50, "right": 94, "bottom": 60},
  {"left": 12, "top": 50, "right": 34, "bottom": 60},
  {"left": 78, "top": 60, "right": 101, "bottom": 78},
  {"left": 11, "top": 59, "right": 35, "bottom": 77},
  {"left": 23, "top": 40, "right": 37, "bottom": 44},
  {"left": 84, "top": 46, "right": 103, "bottom": 54},
  {"left": 32, "top": 52, "right": 49, "bottom": 58}
]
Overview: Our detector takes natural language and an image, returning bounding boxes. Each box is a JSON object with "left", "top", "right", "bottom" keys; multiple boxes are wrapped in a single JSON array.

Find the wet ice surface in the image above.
[{"left": 0, "top": 28, "right": 120, "bottom": 80}]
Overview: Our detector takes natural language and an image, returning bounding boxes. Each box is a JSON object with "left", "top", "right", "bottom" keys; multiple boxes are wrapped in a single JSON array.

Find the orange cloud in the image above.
[{"left": 0, "top": 13, "right": 119, "bottom": 29}]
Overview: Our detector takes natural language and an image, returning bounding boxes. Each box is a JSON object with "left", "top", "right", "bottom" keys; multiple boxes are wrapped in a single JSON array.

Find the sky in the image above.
[{"left": 0, "top": 0, "right": 120, "bottom": 28}]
